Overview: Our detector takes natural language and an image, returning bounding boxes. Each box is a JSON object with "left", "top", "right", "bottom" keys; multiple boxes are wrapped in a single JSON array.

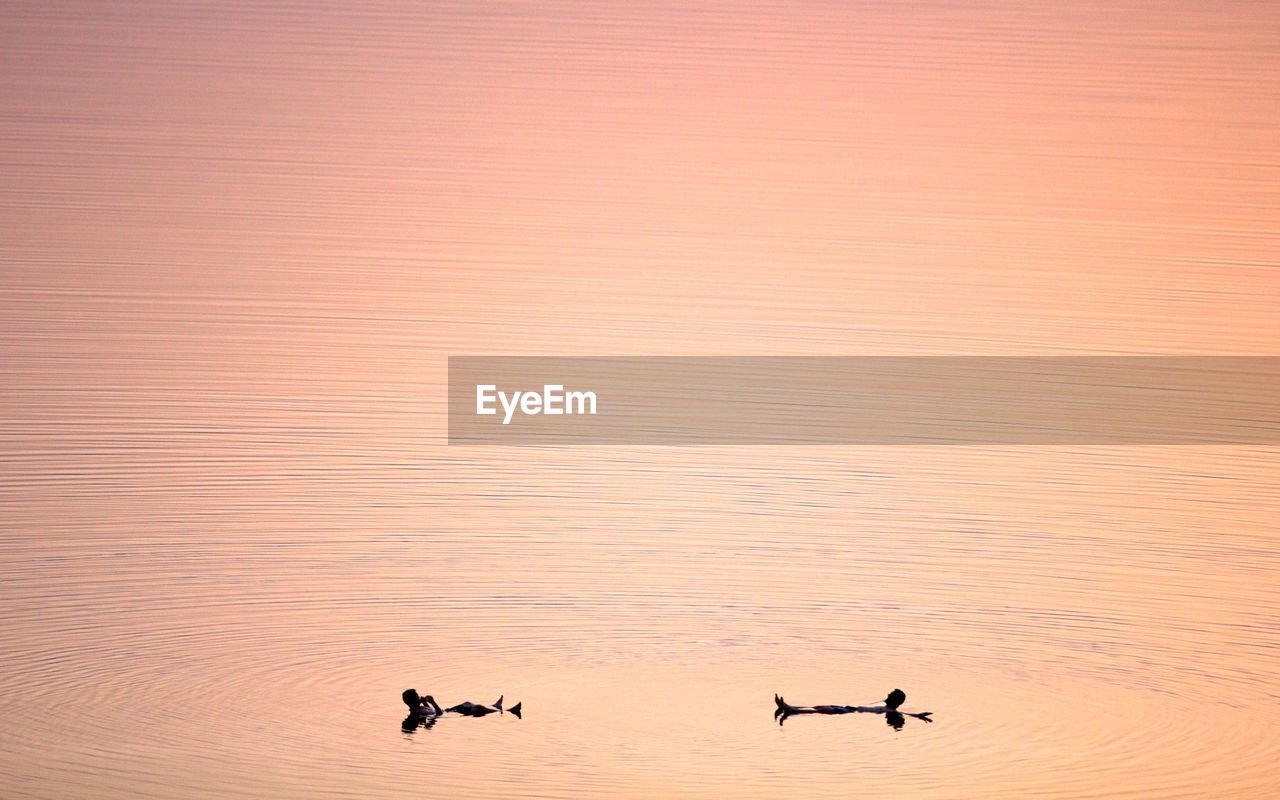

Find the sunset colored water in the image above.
[{"left": 2, "top": 2, "right": 1278, "bottom": 798}]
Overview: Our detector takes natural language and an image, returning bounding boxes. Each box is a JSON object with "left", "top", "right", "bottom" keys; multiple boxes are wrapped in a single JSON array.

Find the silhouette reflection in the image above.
[
  {"left": 774, "top": 689, "right": 933, "bottom": 730},
  {"left": 401, "top": 709, "right": 440, "bottom": 733}
]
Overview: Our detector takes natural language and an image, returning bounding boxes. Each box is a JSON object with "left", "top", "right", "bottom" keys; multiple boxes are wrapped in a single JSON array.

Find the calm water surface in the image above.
[{"left": 2, "top": 2, "right": 1279, "bottom": 798}]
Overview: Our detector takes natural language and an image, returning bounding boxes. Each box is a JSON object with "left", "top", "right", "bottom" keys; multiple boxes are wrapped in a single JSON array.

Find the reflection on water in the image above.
[
  {"left": 2, "top": 0, "right": 1279, "bottom": 798},
  {"left": 775, "top": 707, "right": 933, "bottom": 731}
]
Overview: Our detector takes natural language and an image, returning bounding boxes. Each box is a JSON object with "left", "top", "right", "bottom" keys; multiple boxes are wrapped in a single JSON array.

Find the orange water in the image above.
[{"left": 2, "top": 2, "right": 1278, "bottom": 797}]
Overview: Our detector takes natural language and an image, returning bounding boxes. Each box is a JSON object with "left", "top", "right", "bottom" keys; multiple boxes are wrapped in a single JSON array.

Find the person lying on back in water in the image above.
[
  {"left": 402, "top": 689, "right": 521, "bottom": 718},
  {"left": 774, "top": 689, "right": 932, "bottom": 725}
]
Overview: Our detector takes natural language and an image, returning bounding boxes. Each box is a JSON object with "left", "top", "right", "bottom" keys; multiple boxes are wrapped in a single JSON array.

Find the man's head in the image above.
[
  {"left": 885, "top": 689, "right": 906, "bottom": 710},
  {"left": 402, "top": 689, "right": 422, "bottom": 710}
]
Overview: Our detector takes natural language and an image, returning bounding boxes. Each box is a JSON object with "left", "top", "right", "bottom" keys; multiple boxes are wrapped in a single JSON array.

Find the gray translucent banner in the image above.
[{"left": 448, "top": 357, "right": 1280, "bottom": 445}]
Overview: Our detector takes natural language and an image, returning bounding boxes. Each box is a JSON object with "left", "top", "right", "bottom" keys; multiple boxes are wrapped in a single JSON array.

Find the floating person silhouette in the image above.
[
  {"left": 773, "top": 689, "right": 933, "bottom": 728},
  {"left": 401, "top": 689, "right": 522, "bottom": 725}
]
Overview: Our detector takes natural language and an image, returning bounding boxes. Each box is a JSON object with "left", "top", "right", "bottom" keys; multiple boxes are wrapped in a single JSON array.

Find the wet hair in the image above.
[
  {"left": 402, "top": 689, "right": 422, "bottom": 709},
  {"left": 885, "top": 689, "right": 906, "bottom": 710}
]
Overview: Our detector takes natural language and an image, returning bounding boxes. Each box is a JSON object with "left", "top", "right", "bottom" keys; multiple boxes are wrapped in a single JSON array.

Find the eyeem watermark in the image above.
[
  {"left": 475, "top": 384, "right": 598, "bottom": 425},
  {"left": 449, "top": 356, "right": 1280, "bottom": 445}
]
